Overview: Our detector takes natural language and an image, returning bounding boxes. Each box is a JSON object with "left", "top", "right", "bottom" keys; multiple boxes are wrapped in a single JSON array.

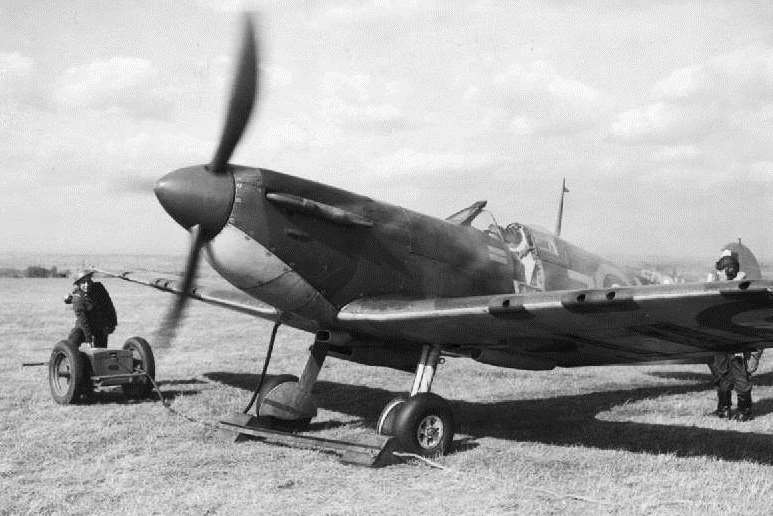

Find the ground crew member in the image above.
[
  {"left": 712, "top": 350, "right": 763, "bottom": 421},
  {"left": 708, "top": 251, "right": 762, "bottom": 421},
  {"left": 65, "top": 270, "right": 117, "bottom": 348}
]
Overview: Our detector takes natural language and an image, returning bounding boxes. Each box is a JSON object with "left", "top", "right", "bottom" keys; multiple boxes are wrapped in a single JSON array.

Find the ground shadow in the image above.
[
  {"left": 647, "top": 371, "right": 714, "bottom": 383},
  {"left": 305, "top": 420, "right": 350, "bottom": 432},
  {"left": 752, "top": 398, "right": 773, "bottom": 418},
  {"left": 647, "top": 370, "right": 773, "bottom": 387},
  {"left": 157, "top": 379, "right": 207, "bottom": 386},
  {"left": 206, "top": 371, "right": 773, "bottom": 465},
  {"left": 83, "top": 388, "right": 200, "bottom": 405}
]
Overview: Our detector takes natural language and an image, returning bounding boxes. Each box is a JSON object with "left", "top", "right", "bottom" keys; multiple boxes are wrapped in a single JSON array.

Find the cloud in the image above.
[
  {"left": 746, "top": 161, "right": 773, "bottom": 183},
  {"left": 0, "top": 52, "right": 35, "bottom": 100},
  {"left": 316, "top": 1, "right": 425, "bottom": 26},
  {"left": 321, "top": 72, "right": 416, "bottom": 133},
  {"left": 0, "top": 51, "right": 33, "bottom": 78},
  {"left": 486, "top": 61, "right": 609, "bottom": 136},
  {"left": 104, "top": 131, "right": 212, "bottom": 193},
  {"left": 605, "top": 45, "right": 773, "bottom": 199},
  {"left": 114, "top": 175, "right": 158, "bottom": 195},
  {"left": 263, "top": 65, "right": 294, "bottom": 89},
  {"left": 53, "top": 57, "right": 175, "bottom": 119},
  {"left": 369, "top": 147, "right": 500, "bottom": 177},
  {"left": 609, "top": 102, "right": 716, "bottom": 143},
  {"left": 651, "top": 144, "right": 700, "bottom": 163},
  {"left": 610, "top": 46, "right": 773, "bottom": 144},
  {"left": 653, "top": 46, "right": 773, "bottom": 107}
]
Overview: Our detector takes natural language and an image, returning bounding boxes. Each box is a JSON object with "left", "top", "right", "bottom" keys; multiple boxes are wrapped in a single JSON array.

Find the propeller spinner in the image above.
[{"left": 154, "top": 15, "right": 259, "bottom": 348}]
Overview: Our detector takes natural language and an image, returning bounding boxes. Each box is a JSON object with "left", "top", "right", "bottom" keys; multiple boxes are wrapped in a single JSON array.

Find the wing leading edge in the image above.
[
  {"left": 94, "top": 269, "right": 279, "bottom": 320},
  {"left": 337, "top": 281, "right": 773, "bottom": 367}
]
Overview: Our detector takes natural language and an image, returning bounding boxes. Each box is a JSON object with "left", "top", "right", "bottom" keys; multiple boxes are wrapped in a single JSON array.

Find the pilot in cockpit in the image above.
[{"left": 504, "top": 224, "right": 542, "bottom": 292}]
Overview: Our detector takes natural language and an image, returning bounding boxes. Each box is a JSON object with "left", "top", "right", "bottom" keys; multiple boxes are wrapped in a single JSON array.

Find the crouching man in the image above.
[{"left": 65, "top": 270, "right": 117, "bottom": 348}]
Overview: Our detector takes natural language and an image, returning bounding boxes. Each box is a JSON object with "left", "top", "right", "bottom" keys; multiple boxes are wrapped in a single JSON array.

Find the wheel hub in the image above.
[{"left": 416, "top": 415, "right": 444, "bottom": 449}]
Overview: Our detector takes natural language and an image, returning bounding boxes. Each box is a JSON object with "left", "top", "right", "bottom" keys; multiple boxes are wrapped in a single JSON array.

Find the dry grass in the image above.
[{"left": 2, "top": 277, "right": 773, "bottom": 515}]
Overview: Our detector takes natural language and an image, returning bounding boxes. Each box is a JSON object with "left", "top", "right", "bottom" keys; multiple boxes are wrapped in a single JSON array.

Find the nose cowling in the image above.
[{"left": 154, "top": 165, "right": 235, "bottom": 238}]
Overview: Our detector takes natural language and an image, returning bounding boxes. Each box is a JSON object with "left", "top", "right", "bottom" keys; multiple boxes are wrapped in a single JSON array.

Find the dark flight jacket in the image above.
[
  {"left": 65, "top": 282, "right": 117, "bottom": 338},
  {"left": 713, "top": 350, "right": 764, "bottom": 393}
]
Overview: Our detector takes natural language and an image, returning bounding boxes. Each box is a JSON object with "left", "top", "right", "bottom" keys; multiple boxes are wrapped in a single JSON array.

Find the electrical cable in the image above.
[
  {"left": 242, "top": 320, "right": 281, "bottom": 414},
  {"left": 133, "top": 320, "right": 283, "bottom": 431},
  {"left": 142, "top": 369, "right": 220, "bottom": 431}
]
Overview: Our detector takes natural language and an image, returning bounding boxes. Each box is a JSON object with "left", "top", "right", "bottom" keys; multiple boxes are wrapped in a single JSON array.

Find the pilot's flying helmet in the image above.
[
  {"left": 715, "top": 249, "right": 739, "bottom": 271},
  {"left": 72, "top": 269, "right": 95, "bottom": 285}
]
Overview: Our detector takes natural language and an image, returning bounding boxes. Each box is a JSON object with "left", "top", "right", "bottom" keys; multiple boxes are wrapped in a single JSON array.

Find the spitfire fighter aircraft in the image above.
[{"left": 103, "top": 18, "right": 773, "bottom": 457}]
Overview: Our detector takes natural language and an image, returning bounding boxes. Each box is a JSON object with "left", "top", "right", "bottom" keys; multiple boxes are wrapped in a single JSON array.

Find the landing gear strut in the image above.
[
  {"left": 250, "top": 322, "right": 329, "bottom": 432},
  {"left": 241, "top": 325, "right": 454, "bottom": 458},
  {"left": 378, "top": 344, "right": 455, "bottom": 457}
]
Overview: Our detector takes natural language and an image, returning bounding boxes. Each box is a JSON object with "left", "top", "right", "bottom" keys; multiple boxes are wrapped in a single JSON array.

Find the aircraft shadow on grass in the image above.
[
  {"left": 206, "top": 371, "right": 773, "bottom": 465},
  {"left": 84, "top": 388, "right": 201, "bottom": 405},
  {"left": 157, "top": 379, "right": 208, "bottom": 386},
  {"left": 648, "top": 370, "right": 773, "bottom": 387}
]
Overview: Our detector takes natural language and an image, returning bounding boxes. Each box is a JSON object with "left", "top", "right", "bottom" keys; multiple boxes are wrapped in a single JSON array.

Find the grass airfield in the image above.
[{"left": 2, "top": 277, "right": 773, "bottom": 515}]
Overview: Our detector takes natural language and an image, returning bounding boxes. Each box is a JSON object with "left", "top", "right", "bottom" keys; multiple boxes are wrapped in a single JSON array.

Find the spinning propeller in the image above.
[{"left": 153, "top": 15, "right": 259, "bottom": 348}]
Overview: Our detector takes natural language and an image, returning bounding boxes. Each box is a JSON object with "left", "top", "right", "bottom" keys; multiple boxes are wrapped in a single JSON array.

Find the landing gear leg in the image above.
[
  {"left": 255, "top": 339, "right": 329, "bottom": 432},
  {"left": 378, "top": 344, "right": 455, "bottom": 457}
]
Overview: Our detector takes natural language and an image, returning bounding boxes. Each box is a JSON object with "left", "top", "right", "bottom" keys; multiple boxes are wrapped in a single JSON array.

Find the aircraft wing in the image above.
[
  {"left": 94, "top": 269, "right": 279, "bottom": 320},
  {"left": 337, "top": 281, "right": 773, "bottom": 367}
]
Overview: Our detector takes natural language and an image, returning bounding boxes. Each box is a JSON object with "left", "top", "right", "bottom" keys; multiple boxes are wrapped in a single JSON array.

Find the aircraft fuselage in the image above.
[{"left": 201, "top": 167, "right": 637, "bottom": 332}]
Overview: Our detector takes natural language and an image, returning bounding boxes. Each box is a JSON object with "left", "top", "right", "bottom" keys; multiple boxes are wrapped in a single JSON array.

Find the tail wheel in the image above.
[
  {"left": 121, "top": 337, "right": 155, "bottom": 399},
  {"left": 48, "top": 340, "right": 87, "bottom": 404},
  {"left": 377, "top": 395, "right": 408, "bottom": 436},
  {"left": 255, "top": 374, "right": 311, "bottom": 432},
  {"left": 394, "top": 393, "right": 455, "bottom": 457}
]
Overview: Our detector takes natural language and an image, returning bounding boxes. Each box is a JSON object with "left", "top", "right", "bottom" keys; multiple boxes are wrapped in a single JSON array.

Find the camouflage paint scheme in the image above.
[{"left": 107, "top": 166, "right": 773, "bottom": 373}]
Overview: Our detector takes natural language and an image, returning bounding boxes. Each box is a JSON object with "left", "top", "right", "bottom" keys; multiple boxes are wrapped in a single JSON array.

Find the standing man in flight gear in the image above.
[
  {"left": 65, "top": 270, "right": 117, "bottom": 348},
  {"left": 708, "top": 251, "right": 762, "bottom": 421},
  {"left": 712, "top": 349, "right": 764, "bottom": 421}
]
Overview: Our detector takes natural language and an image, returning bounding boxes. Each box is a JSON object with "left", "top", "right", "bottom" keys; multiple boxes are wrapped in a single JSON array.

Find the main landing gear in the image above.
[
  {"left": 252, "top": 341, "right": 328, "bottom": 432},
  {"left": 250, "top": 334, "right": 455, "bottom": 458},
  {"left": 376, "top": 344, "right": 455, "bottom": 457}
]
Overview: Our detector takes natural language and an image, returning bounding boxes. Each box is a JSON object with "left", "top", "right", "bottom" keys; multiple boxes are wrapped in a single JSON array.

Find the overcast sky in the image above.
[{"left": 1, "top": 1, "right": 771, "bottom": 261}]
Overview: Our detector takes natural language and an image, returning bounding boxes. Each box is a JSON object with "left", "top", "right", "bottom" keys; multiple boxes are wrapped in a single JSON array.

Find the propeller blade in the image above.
[
  {"left": 155, "top": 225, "right": 205, "bottom": 348},
  {"left": 210, "top": 15, "right": 259, "bottom": 173}
]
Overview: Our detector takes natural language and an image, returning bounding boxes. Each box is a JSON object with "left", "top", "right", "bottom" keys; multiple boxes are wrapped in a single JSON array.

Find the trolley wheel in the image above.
[
  {"left": 394, "top": 393, "right": 455, "bottom": 457},
  {"left": 121, "top": 337, "right": 155, "bottom": 399},
  {"left": 255, "top": 374, "right": 311, "bottom": 432},
  {"left": 48, "top": 340, "right": 88, "bottom": 404},
  {"left": 377, "top": 395, "right": 408, "bottom": 436}
]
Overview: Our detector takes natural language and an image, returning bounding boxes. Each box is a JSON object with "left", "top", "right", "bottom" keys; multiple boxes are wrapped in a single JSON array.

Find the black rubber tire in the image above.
[
  {"left": 121, "top": 337, "right": 155, "bottom": 399},
  {"left": 255, "top": 374, "right": 310, "bottom": 432},
  {"left": 48, "top": 340, "right": 87, "bottom": 404},
  {"left": 394, "top": 393, "right": 455, "bottom": 457},
  {"left": 377, "top": 395, "right": 408, "bottom": 436}
]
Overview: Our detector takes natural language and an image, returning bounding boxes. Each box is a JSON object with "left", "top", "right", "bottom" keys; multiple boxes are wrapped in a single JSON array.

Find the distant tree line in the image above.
[{"left": 0, "top": 266, "right": 70, "bottom": 278}]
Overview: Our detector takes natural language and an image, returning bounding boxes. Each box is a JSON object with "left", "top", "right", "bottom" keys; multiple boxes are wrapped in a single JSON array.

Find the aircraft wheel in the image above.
[
  {"left": 394, "top": 393, "right": 454, "bottom": 457},
  {"left": 376, "top": 395, "right": 408, "bottom": 436},
  {"left": 256, "top": 374, "right": 311, "bottom": 432},
  {"left": 121, "top": 337, "right": 155, "bottom": 399},
  {"left": 48, "top": 340, "right": 87, "bottom": 404}
]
